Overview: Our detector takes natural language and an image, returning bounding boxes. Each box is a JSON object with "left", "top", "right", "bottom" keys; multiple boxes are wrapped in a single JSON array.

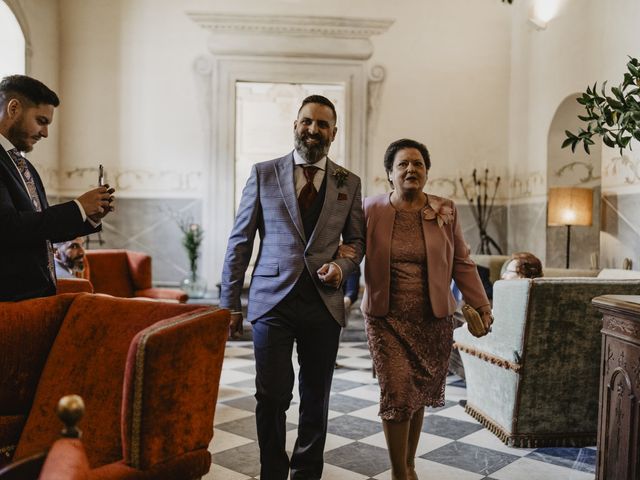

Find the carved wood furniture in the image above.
[{"left": 592, "top": 295, "right": 640, "bottom": 480}]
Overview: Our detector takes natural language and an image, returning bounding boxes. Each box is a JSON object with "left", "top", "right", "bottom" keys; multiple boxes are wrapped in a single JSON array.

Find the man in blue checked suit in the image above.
[{"left": 220, "top": 95, "right": 365, "bottom": 479}]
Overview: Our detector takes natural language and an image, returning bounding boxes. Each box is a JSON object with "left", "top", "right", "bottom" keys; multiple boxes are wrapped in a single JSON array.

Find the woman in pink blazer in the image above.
[{"left": 361, "top": 139, "right": 492, "bottom": 480}]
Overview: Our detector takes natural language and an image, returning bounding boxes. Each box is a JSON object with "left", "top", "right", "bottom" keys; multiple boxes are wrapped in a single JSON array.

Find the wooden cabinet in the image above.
[{"left": 592, "top": 295, "right": 640, "bottom": 480}]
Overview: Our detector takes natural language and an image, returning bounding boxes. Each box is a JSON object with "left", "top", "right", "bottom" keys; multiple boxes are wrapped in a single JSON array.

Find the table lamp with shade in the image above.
[{"left": 547, "top": 187, "right": 593, "bottom": 268}]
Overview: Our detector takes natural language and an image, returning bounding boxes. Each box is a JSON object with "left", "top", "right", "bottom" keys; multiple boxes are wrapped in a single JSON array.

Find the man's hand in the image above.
[
  {"left": 77, "top": 185, "right": 115, "bottom": 220},
  {"left": 337, "top": 243, "right": 357, "bottom": 260},
  {"left": 317, "top": 262, "right": 342, "bottom": 288},
  {"left": 229, "top": 312, "right": 244, "bottom": 339}
]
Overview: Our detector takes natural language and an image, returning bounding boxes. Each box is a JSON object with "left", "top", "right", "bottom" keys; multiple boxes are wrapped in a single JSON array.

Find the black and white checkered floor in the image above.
[{"left": 205, "top": 341, "right": 596, "bottom": 480}]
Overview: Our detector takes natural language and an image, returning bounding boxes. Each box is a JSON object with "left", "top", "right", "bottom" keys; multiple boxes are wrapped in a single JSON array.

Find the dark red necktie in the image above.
[{"left": 298, "top": 166, "right": 319, "bottom": 213}]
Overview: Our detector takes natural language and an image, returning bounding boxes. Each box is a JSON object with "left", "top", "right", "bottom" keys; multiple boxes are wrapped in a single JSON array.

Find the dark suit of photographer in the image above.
[{"left": 0, "top": 75, "right": 115, "bottom": 301}]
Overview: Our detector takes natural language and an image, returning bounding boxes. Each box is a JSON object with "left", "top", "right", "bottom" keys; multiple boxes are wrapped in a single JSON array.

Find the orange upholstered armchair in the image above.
[
  {"left": 0, "top": 294, "right": 229, "bottom": 479},
  {"left": 0, "top": 394, "right": 89, "bottom": 480},
  {"left": 84, "top": 249, "right": 188, "bottom": 303},
  {"left": 56, "top": 278, "right": 94, "bottom": 294}
]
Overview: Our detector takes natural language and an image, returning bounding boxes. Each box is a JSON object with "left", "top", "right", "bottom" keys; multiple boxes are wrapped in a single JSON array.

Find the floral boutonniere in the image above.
[
  {"left": 332, "top": 167, "right": 349, "bottom": 188},
  {"left": 423, "top": 200, "right": 454, "bottom": 227}
]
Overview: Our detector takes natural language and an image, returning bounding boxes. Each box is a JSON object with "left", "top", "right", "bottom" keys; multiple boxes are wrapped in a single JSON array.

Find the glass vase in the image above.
[{"left": 181, "top": 273, "right": 207, "bottom": 299}]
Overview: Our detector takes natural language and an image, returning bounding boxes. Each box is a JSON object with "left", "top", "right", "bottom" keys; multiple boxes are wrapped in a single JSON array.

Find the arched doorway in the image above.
[
  {"left": 546, "top": 94, "right": 601, "bottom": 269},
  {"left": 0, "top": 0, "right": 27, "bottom": 76}
]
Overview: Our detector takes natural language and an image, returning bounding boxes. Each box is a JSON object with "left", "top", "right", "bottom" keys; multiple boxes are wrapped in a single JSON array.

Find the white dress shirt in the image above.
[{"left": 293, "top": 149, "right": 326, "bottom": 197}]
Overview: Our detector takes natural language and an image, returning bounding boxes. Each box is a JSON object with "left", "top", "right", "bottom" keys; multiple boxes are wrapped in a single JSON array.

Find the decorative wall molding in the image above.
[
  {"left": 428, "top": 177, "right": 460, "bottom": 199},
  {"left": 187, "top": 12, "right": 394, "bottom": 60},
  {"left": 604, "top": 154, "right": 640, "bottom": 185},
  {"left": 365, "top": 65, "right": 386, "bottom": 172},
  {"left": 187, "top": 12, "right": 393, "bottom": 39},
  {"left": 555, "top": 161, "right": 601, "bottom": 183},
  {"left": 509, "top": 171, "right": 546, "bottom": 198},
  {"left": 41, "top": 165, "right": 203, "bottom": 197}
]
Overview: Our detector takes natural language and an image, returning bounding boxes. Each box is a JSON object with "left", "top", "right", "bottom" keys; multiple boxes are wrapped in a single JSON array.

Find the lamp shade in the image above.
[{"left": 547, "top": 187, "right": 593, "bottom": 226}]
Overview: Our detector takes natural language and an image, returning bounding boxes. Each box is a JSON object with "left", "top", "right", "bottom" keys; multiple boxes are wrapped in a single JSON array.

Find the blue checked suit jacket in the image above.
[{"left": 220, "top": 152, "right": 365, "bottom": 326}]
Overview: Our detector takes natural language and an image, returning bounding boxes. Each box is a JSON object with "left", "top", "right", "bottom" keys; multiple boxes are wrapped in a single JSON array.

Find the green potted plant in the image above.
[
  {"left": 178, "top": 219, "right": 206, "bottom": 298},
  {"left": 563, "top": 56, "right": 640, "bottom": 154}
]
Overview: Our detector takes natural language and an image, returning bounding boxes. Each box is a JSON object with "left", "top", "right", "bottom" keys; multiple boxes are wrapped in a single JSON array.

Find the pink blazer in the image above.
[{"left": 361, "top": 193, "right": 490, "bottom": 318}]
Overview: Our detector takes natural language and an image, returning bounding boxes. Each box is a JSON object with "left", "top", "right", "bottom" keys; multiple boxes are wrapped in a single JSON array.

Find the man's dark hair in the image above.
[
  {"left": 0, "top": 74, "right": 60, "bottom": 108},
  {"left": 383, "top": 138, "right": 431, "bottom": 183},
  {"left": 298, "top": 95, "right": 337, "bottom": 123}
]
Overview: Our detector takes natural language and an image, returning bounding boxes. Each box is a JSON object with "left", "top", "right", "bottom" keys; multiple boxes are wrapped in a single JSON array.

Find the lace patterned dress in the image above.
[{"left": 365, "top": 209, "right": 454, "bottom": 421}]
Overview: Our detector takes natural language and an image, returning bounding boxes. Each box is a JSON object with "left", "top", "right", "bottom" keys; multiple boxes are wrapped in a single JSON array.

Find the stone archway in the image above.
[
  {"left": 545, "top": 94, "right": 601, "bottom": 269},
  {"left": 0, "top": 0, "right": 29, "bottom": 76}
]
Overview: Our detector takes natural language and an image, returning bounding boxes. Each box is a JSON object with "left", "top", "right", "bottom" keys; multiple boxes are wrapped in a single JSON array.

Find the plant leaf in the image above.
[{"left": 603, "top": 134, "right": 616, "bottom": 148}]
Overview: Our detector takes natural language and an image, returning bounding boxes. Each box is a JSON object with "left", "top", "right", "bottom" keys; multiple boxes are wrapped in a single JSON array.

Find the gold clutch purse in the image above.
[{"left": 461, "top": 304, "right": 490, "bottom": 338}]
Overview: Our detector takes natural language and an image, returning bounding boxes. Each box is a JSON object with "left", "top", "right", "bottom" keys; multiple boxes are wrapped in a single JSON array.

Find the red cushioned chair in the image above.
[
  {"left": 56, "top": 278, "right": 94, "bottom": 294},
  {"left": 84, "top": 249, "right": 188, "bottom": 303},
  {"left": 40, "top": 438, "right": 90, "bottom": 480},
  {"left": 0, "top": 294, "right": 229, "bottom": 479},
  {"left": 0, "top": 394, "right": 89, "bottom": 480}
]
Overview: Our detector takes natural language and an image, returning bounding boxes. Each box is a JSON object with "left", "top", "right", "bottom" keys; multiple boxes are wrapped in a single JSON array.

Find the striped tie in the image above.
[{"left": 8, "top": 149, "right": 57, "bottom": 283}]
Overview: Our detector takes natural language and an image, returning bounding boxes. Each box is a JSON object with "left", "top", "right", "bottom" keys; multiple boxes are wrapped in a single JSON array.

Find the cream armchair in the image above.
[{"left": 453, "top": 277, "right": 640, "bottom": 448}]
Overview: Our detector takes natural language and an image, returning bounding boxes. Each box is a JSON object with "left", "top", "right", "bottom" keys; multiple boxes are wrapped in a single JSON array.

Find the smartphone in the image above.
[{"left": 98, "top": 164, "right": 104, "bottom": 186}]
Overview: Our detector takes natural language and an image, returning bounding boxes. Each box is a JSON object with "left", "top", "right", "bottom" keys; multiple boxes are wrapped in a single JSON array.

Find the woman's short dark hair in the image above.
[
  {"left": 383, "top": 139, "right": 431, "bottom": 182},
  {"left": 0, "top": 75, "right": 60, "bottom": 108},
  {"left": 511, "top": 252, "right": 543, "bottom": 279}
]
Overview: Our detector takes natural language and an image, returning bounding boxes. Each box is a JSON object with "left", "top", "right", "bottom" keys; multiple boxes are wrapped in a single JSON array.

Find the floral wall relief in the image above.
[
  {"left": 508, "top": 171, "right": 545, "bottom": 199},
  {"left": 603, "top": 154, "right": 640, "bottom": 185},
  {"left": 58, "top": 167, "right": 203, "bottom": 194},
  {"left": 555, "top": 161, "right": 601, "bottom": 184}
]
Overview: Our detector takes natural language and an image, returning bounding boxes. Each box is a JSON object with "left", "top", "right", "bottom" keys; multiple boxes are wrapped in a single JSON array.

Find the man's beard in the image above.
[
  {"left": 6, "top": 120, "right": 32, "bottom": 152},
  {"left": 294, "top": 131, "right": 330, "bottom": 164},
  {"left": 62, "top": 256, "right": 84, "bottom": 273},
  {"left": 72, "top": 258, "right": 85, "bottom": 273}
]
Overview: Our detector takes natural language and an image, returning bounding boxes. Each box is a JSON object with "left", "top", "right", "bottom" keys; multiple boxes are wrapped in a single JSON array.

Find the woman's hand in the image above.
[
  {"left": 477, "top": 306, "right": 494, "bottom": 332},
  {"left": 337, "top": 243, "right": 357, "bottom": 260}
]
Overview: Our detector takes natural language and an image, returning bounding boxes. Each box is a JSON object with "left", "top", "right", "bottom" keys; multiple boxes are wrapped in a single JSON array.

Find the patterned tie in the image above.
[
  {"left": 8, "top": 149, "right": 57, "bottom": 282},
  {"left": 298, "top": 166, "right": 319, "bottom": 213}
]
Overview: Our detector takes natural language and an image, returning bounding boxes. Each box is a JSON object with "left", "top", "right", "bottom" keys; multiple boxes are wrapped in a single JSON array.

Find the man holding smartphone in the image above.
[{"left": 0, "top": 74, "right": 115, "bottom": 301}]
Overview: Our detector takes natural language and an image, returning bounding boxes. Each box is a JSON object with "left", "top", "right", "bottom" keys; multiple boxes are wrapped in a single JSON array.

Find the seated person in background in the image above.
[
  {"left": 501, "top": 252, "right": 543, "bottom": 280},
  {"left": 54, "top": 237, "right": 88, "bottom": 279}
]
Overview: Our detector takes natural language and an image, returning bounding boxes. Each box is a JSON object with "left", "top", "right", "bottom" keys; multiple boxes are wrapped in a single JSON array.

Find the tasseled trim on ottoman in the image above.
[
  {"left": 464, "top": 403, "right": 597, "bottom": 448},
  {"left": 453, "top": 342, "right": 522, "bottom": 372}
]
